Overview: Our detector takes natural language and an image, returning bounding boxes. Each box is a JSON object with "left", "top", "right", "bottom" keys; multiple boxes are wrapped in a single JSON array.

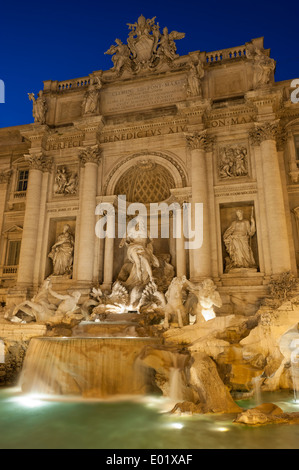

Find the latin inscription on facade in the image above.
[
  {"left": 101, "top": 76, "right": 187, "bottom": 114},
  {"left": 99, "top": 124, "right": 187, "bottom": 143},
  {"left": 46, "top": 138, "right": 84, "bottom": 151},
  {"left": 207, "top": 114, "right": 255, "bottom": 128}
]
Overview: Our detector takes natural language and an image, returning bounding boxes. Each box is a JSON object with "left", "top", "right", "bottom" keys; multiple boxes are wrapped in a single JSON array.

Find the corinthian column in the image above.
[
  {"left": 0, "top": 170, "right": 12, "bottom": 237},
  {"left": 249, "top": 122, "right": 292, "bottom": 273},
  {"left": 76, "top": 145, "right": 101, "bottom": 283},
  {"left": 186, "top": 130, "right": 213, "bottom": 280},
  {"left": 102, "top": 218, "right": 115, "bottom": 290},
  {"left": 17, "top": 154, "right": 52, "bottom": 286},
  {"left": 170, "top": 188, "right": 190, "bottom": 278},
  {"left": 175, "top": 203, "right": 186, "bottom": 278}
]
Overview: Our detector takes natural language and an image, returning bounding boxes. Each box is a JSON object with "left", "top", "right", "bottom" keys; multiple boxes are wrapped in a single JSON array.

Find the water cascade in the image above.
[
  {"left": 290, "top": 338, "right": 299, "bottom": 403},
  {"left": 169, "top": 354, "right": 188, "bottom": 403},
  {"left": 19, "top": 333, "right": 161, "bottom": 398}
]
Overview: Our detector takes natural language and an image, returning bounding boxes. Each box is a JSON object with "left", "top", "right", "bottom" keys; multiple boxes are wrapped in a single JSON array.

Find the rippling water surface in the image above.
[{"left": 0, "top": 388, "right": 299, "bottom": 449}]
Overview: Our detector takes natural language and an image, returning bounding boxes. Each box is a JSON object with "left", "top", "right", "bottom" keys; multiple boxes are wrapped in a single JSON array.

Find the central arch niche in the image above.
[
  {"left": 111, "top": 159, "right": 178, "bottom": 283},
  {"left": 114, "top": 160, "right": 175, "bottom": 204}
]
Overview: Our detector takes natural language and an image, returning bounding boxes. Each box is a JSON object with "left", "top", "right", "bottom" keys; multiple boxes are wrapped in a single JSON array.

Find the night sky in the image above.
[{"left": 0, "top": 0, "right": 298, "bottom": 128}]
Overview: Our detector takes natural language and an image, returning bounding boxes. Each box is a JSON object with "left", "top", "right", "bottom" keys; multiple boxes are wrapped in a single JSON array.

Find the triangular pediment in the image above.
[{"left": 3, "top": 225, "right": 23, "bottom": 234}]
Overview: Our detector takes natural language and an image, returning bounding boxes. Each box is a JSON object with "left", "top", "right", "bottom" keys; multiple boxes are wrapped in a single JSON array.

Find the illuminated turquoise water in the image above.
[{"left": 0, "top": 387, "right": 299, "bottom": 449}]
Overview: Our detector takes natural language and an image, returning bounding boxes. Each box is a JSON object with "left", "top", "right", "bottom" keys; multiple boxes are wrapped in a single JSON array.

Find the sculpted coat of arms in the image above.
[{"left": 105, "top": 15, "right": 185, "bottom": 76}]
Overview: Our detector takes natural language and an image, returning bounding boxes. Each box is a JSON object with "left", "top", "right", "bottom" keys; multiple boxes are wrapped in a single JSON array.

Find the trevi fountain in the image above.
[{"left": 0, "top": 15, "right": 299, "bottom": 449}]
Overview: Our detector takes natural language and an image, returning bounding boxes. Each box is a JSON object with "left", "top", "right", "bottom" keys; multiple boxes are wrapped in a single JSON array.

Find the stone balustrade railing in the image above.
[
  {"left": 57, "top": 77, "right": 91, "bottom": 91},
  {"left": 48, "top": 43, "right": 250, "bottom": 94},
  {"left": 14, "top": 191, "right": 27, "bottom": 200},
  {"left": 205, "top": 46, "right": 247, "bottom": 63},
  {"left": 1, "top": 265, "right": 18, "bottom": 276}
]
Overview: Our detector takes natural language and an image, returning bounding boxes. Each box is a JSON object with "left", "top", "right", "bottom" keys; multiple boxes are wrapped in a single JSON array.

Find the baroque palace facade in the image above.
[{"left": 0, "top": 15, "right": 299, "bottom": 314}]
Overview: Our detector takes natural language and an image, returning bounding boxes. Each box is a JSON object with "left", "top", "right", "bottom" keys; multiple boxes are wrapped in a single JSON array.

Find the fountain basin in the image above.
[
  {"left": 72, "top": 321, "right": 140, "bottom": 337},
  {"left": 19, "top": 336, "right": 161, "bottom": 398}
]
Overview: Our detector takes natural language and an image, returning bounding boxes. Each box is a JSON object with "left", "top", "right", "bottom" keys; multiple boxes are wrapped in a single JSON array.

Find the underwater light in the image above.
[
  {"left": 215, "top": 426, "right": 230, "bottom": 432},
  {"left": 9, "top": 395, "right": 49, "bottom": 408},
  {"left": 171, "top": 422, "right": 184, "bottom": 429}
]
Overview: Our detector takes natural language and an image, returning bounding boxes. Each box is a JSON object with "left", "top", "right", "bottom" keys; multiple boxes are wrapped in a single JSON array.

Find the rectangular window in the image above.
[
  {"left": 6, "top": 240, "right": 21, "bottom": 266},
  {"left": 17, "top": 170, "right": 29, "bottom": 192}
]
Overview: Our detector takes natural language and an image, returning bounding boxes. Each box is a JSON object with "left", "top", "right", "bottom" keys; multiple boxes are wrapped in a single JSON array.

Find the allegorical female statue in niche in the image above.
[
  {"left": 223, "top": 209, "right": 256, "bottom": 272},
  {"left": 48, "top": 224, "right": 74, "bottom": 276}
]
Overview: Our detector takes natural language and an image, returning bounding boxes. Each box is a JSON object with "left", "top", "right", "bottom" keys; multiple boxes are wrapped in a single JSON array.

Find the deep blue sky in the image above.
[{"left": 0, "top": 0, "right": 298, "bottom": 128}]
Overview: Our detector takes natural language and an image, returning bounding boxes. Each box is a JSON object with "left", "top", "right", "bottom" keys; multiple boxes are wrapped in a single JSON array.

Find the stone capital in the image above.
[
  {"left": 275, "top": 126, "right": 287, "bottom": 151},
  {"left": 0, "top": 169, "right": 12, "bottom": 184},
  {"left": 24, "top": 153, "right": 53, "bottom": 172},
  {"left": 185, "top": 130, "right": 214, "bottom": 152},
  {"left": 170, "top": 187, "right": 192, "bottom": 207},
  {"left": 78, "top": 145, "right": 102, "bottom": 166},
  {"left": 249, "top": 121, "right": 279, "bottom": 146}
]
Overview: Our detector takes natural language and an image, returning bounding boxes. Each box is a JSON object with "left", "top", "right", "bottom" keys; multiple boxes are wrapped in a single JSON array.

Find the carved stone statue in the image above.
[
  {"left": 81, "top": 77, "right": 102, "bottom": 115},
  {"left": 253, "top": 48, "right": 275, "bottom": 88},
  {"left": 246, "top": 45, "right": 275, "bottom": 89},
  {"left": 164, "top": 275, "right": 195, "bottom": 329},
  {"left": 105, "top": 39, "right": 131, "bottom": 76},
  {"left": 4, "top": 279, "right": 81, "bottom": 324},
  {"left": 28, "top": 90, "right": 47, "bottom": 124},
  {"left": 223, "top": 209, "right": 256, "bottom": 272},
  {"left": 47, "top": 286, "right": 81, "bottom": 317},
  {"left": 187, "top": 61, "right": 205, "bottom": 97},
  {"left": 157, "top": 27, "right": 185, "bottom": 61},
  {"left": 5, "top": 278, "right": 56, "bottom": 323},
  {"left": 193, "top": 279, "right": 222, "bottom": 323},
  {"left": 48, "top": 224, "right": 74, "bottom": 276},
  {"left": 152, "top": 253, "right": 175, "bottom": 292},
  {"left": 119, "top": 217, "right": 159, "bottom": 289}
]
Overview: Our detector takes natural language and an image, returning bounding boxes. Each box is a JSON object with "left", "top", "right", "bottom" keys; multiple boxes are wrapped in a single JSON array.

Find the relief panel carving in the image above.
[{"left": 217, "top": 143, "right": 250, "bottom": 181}]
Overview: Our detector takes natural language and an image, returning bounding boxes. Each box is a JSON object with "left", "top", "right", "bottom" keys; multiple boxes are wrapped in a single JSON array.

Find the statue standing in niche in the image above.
[
  {"left": 28, "top": 90, "right": 47, "bottom": 124},
  {"left": 223, "top": 209, "right": 256, "bottom": 272},
  {"left": 48, "top": 224, "right": 74, "bottom": 276},
  {"left": 119, "top": 217, "right": 159, "bottom": 288}
]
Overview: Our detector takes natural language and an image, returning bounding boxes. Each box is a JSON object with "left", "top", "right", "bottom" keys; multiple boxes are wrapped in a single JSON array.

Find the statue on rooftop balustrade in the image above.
[
  {"left": 187, "top": 60, "right": 205, "bottom": 97},
  {"left": 246, "top": 43, "right": 275, "bottom": 89},
  {"left": 105, "top": 39, "right": 132, "bottom": 76},
  {"left": 28, "top": 90, "right": 47, "bottom": 124},
  {"left": 81, "top": 76, "right": 102, "bottom": 115}
]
